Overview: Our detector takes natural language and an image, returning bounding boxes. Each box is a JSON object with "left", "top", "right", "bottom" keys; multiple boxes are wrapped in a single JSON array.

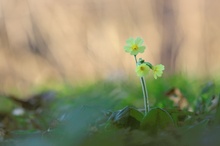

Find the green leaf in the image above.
[
  {"left": 182, "top": 119, "right": 209, "bottom": 145},
  {"left": 140, "top": 108, "right": 175, "bottom": 133},
  {"left": 166, "top": 108, "right": 194, "bottom": 126},
  {"left": 214, "top": 94, "right": 220, "bottom": 124},
  {"left": 200, "top": 81, "right": 214, "bottom": 95},
  {"left": 186, "top": 119, "right": 209, "bottom": 132},
  {"left": 129, "top": 107, "right": 144, "bottom": 122},
  {"left": 109, "top": 106, "right": 144, "bottom": 129},
  {"left": 0, "top": 96, "right": 16, "bottom": 114}
]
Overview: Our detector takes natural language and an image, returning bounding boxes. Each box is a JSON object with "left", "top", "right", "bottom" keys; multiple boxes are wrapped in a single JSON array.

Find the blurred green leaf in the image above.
[
  {"left": 214, "top": 94, "right": 220, "bottom": 125},
  {"left": 109, "top": 106, "right": 144, "bottom": 129},
  {"left": 166, "top": 108, "right": 194, "bottom": 126},
  {"left": 182, "top": 119, "right": 209, "bottom": 146},
  {"left": 0, "top": 96, "right": 16, "bottom": 114},
  {"left": 129, "top": 107, "right": 144, "bottom": 122},
  {"left": 200, "top": 81, "right": 214, "bottom": 95},
  {"left": 140, "top": 108, "right": 175, "bottom": 134}
]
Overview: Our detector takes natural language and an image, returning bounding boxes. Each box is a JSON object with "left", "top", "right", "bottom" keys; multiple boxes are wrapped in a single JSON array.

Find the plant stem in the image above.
[
  {"left": 140, "top": 76, "right": 150, "bottom": 115},
  {"left": 134, "top": 55, "right": 150, "bottom": 115}
]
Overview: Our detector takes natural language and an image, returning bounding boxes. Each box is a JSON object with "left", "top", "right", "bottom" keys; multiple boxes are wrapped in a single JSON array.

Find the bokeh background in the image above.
[{"left": 0, "top": 0, "right": 220, "bottom": 93}]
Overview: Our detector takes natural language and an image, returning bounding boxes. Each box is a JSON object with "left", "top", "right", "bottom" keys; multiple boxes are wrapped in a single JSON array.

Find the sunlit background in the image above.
[{"left": 0, "top": 0, "right": 220, "bottom": 93}]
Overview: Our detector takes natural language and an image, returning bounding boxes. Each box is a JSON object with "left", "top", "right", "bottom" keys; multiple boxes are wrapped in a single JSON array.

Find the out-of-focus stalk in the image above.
[{"left": 134, "top": 55, "right": 150, "bottom": 115}]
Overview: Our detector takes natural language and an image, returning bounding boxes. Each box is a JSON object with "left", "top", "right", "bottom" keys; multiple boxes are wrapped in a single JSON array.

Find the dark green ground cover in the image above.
[{"left": 0, "top": 74, "right": 220, "bottom": 146}]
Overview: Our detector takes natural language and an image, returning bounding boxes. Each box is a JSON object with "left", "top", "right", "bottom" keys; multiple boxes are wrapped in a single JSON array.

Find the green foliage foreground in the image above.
[{"left": 0, "top": 75, "right": 220, "bottom": 146}]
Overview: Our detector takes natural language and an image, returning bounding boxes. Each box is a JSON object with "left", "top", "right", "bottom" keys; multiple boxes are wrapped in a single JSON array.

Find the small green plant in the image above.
[{"left": 124, "top": 37, "right": 165, "bottom": 115}]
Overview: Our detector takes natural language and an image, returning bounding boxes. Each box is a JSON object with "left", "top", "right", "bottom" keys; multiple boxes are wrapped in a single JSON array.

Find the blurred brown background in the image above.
[{"left": 0, "top": 0, "right": 220, "bottom": 92}]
